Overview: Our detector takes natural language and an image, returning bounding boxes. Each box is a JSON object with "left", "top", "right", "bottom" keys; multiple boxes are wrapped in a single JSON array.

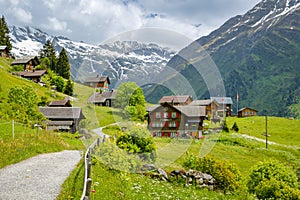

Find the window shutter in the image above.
[
  {"left": 153, "top": 112, "right": 156, "bottom": 119},
  {"left": 176, "top": 112, "right": 179, "bottom": 118},
  {"left": 168, "top": 112, "right": 171, "bottom": 118},
  {"left": 176, "top": 122, "right": 179, "bottom": 127},
  {"left": 165, "top": 121, "right": 168, "bottom": 127}
]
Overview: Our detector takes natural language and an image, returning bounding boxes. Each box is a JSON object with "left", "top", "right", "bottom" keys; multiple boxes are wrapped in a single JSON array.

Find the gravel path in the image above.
[{"left": 0, "top": 150, "right": 82, "bottom": 200}]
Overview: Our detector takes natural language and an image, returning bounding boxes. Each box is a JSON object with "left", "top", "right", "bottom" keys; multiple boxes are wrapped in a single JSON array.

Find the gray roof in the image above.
[
  {"left": 49, "top": 97, "right": 71, "bottom": 107},
  {"left": 46, "top": 121, "right": 74, "bottom": 126},
  {"left": 87, "top": 90, "right": 117, "bottom": 103},
  {"left": 176, "top": 106, "right": 206, "bottom": 117},
  {"left": 190, "top": 99, "right": 219, "bottom": 106},
  {"left": 11, "top": 56, "right": 39, "bottom": 65},
  {"left": 17, "top": 70, "right": 47, "bottom": 77},
  {"left": 210, "top": 97, "right": 233, "bottom": 104},
  {"left": 84, "top": 76, "right": 110, "bottom": 83},
  {"left": 238, "top": 107, "right": 258, "bottom": 112},
  {"left": 159, "top": 95, "right": 192, "bottom": 104},
  {"left": 39, "top": 107, "right": 85, "bottom": 119}
]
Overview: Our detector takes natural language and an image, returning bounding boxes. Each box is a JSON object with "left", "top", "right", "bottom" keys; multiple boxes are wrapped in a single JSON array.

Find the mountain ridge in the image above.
[{"left": 168, "top": 0, "right": 300, "bottom": 116}]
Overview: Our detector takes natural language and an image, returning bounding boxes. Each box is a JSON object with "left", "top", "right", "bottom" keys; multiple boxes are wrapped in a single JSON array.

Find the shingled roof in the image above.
[
  {"left": 210, "top": 97, "right": 233, "bottom": 105},
  {"left": 84, "top": 75, "right": 110, "bottom": 84},
  {"left": 159, "top": 95, "right": 193, "bottom": 104},
  {"left": 39, "top": 107, "right": 85, "bottom": 119},
  {"left": 87, "top": 90, "right": 117, "bottom": 104},
  {"left": 190, "top": 99, "right": 219, "bottom": 106},
  {"left": 17, "top": 70, "right": 47, "bottom": 77},
  {"left": 11, "top": 56, "right": 39, "bottom": 66}
]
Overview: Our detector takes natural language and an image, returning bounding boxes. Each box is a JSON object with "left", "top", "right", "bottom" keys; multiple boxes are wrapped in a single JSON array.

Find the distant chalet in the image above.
[
  {"left": 39, "top": 107, "right": 85, "bottom": 133},
  {"left": 48, "top": 97, "right": 72, "bottom": 107},
  {"left": 87, "top": 90, "right": 117, "bottom": 107},
  {"left": 84, "top": 75, "right": 110, "bottom": 92},
  {"left": 0, "top": 45, "right": 10, "bottom": 58},
  {"left": 210, "top": 97, "right": 233, "bottom": 117},
  {"left": 11, "top": 56, "right": 40, "bottom": 71},
  {"left": 17, "top": 70, "right": 47, "bottom": 83}
]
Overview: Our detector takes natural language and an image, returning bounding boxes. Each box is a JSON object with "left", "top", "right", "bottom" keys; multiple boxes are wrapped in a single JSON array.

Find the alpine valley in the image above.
[{"left": 9, "top": 0, "right": 300, "bottom": 117}]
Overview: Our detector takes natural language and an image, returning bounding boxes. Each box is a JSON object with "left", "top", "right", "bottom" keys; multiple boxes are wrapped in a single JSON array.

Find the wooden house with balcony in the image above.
[
  {"left": 11, "top": 56, "right": 40, "bottom": 71},
  {"left": 39, "top": 107, "right": 85, "bottom": 133},
  {"left": 87, "top": 89, "right": 117, "bottom": 107},
  {"left": 146, "top": 103, "right": 206, "bottom": 139},
  {"left": 83, "top": 75, "right": 110, "bottom": 92},
  {"left": 210, "top": 97, "right": 233, "bottom": 117},
  {"left": 190, "top": 99, "right": 219, "bottom": 119},
  {"left": 238, "top": 107, "right": 258, "bottom": 117}
]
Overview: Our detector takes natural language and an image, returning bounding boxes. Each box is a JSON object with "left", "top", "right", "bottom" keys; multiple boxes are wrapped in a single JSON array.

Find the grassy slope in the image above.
[
  {"left": 0, "top": 57, "right": 85, "bottom": 168},
  {"left": 89, "top": 115, "right": 300, "bottom": 199}
]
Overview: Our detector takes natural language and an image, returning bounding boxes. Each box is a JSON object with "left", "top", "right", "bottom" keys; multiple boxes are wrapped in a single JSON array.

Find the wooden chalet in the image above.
[
  {"left": 87, "top": 90, "right": 117, "bottom": 107},
  {"left": 84, "top": 75, "right": 110, "bottom": 91},
  {"left": 0, "top": 45, "right": 9, "bottom": 57},
  {"left": 49, "top": 97, "right": 72, "bottom": 107},
  {"left": 39, "top": 107, "right": 85, "bottom": 133},
  {"left": 11, "top": 56, "right": 40, "bottom": 71},
  {"left": 238, "top": 107, "right": 258, "bottom": 117},
  {"left": 147, "top": 103, "right": 206, "bottom": 139},
  {"left": 158, "top": 95, "right": 193, "bottom": 106},
  {"left": 210, "top": 97, "right": 233, "bottom": 117},
  {"left": 190, "top": 99, "right": 219, "bottom": 119},
  {"left": 17, "top": 70, "right": 47, "bottom": 83}
]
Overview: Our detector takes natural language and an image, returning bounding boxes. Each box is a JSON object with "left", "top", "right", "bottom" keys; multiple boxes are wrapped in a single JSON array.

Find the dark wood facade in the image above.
[
  {"left": 147, "top": 103, "right": 206, "bottom": 138},
  {"left": 190, "top": 99, "right": 219, "bottom": 119},
  {"left": 11, "top": 56, "right": 40, "bottom": 71},
  {"left": 0, "top": 46, "right": 9, "bottom": 58},
  {"left": 84, "top": 75, "right": 110, "bottom": 91},
  {"left": 238, "top": 107, "right": 258, "bottom": 117}
]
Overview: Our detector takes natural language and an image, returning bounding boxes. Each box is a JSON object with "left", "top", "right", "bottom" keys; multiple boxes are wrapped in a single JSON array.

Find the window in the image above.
[
  {"left": 164, "top": 112, "right": 169, "bottom": 118},
  {"left": 155, "top": 112, "right": 161, "bottom": 118},
  {"left": 244, "top": 111, "right": 248, "bottom": 115},
  {"left": 171, "top": 112, "right": 177, "bottom": 118},
  {"left": 170, "top": 132, "right": 177, "bottom": 138},
  {"left": 157, "top": 132, "right": 162, "bottom": 137},
  {"left": 250, "top": 111, "right": 254, "bottom": 115},
  {"left": 169, "top": 121, "right": 176, "bottom": 127}
]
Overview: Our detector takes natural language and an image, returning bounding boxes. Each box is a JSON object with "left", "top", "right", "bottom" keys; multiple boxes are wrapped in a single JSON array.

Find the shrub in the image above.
[
  {"left": 183, "top": 154, "right": 242, "bottom": 192},
  {"left": 222, "top": 120, "right": 229, "bottom": 132},
  {"left": 116, "top": 126, "right": 156, "bottom": 162},
  {"left": 231, "top": 122, "right": 239, "bottom": 132},
  {"left": 247, "top": 160, "right": 299, "bottom": 199}
]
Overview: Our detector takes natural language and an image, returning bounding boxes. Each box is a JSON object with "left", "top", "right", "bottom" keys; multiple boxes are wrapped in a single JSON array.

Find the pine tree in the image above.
[
  {"left": 64, "top": 78, "right": 74, "bottom": 96},
  {"left": 0, "top": 15, "right": 12, "bottom": 51},
  {"left": 57, "top": 48, "right": 70, "bottom": 79},
  {"left": 39, "top": 40, "right": 57, "bottom": 72}
]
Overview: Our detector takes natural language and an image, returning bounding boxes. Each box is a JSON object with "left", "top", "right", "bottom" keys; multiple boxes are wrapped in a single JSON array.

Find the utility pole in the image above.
[{"left": 265, "top": 114, "right": 268, "bottom": 149}]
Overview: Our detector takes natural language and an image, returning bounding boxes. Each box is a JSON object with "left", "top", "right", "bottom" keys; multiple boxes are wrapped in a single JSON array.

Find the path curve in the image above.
[{"left": 0, "top": 150, "right": 81, "bottom": 200}]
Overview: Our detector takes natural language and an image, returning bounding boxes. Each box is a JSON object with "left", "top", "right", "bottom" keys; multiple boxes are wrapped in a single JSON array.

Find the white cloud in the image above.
[
  {"left": 44, "top": 17, "right": 71, "bottom": 32},
  {"left": 10, "top": 7, "right": 32, "bottom": 23}
]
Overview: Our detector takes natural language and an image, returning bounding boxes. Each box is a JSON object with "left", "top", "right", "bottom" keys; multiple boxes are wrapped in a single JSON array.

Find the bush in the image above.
[
  {"left": 231, "top": 122, "right": 239, "bottom": 132},
  {"left": 116, "top": 126, "right": 156, "bottom": 162},
  {"left": 183, "top": 154, "right": 242, "bottom": 192},
  {"left": 247, "top": 160, "right": 299, "bottom": 199},
  {"left": 95, "top": 141, "right": 142, "bottom": 173},
  {"left": 223, "top": 120, "right": 229, "bottom": 132},
  {"left": 255, "top": 178, "right": 300, "bottom": 200}
]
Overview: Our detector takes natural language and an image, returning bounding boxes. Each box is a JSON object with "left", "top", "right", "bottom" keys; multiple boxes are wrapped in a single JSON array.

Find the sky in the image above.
[{"left": 0, "top": 0, "right": 261, "bottom": 46}]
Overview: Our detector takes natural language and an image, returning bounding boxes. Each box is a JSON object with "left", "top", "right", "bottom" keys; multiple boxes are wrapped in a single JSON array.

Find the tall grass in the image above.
[{"left": 0, "top": 119, "right": 84, "bottom": 169}]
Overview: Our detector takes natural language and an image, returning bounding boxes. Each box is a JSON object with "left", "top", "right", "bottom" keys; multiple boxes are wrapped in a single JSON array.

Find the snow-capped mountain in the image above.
[
  {"left": 197, "top": 0, "right": 300, "bottom": 53},
  {"left": 9, "top": 25, "right": 175, "bottom": 88},
  {"left": 167, "top": 0, "right": 300, "bottom": 116}
]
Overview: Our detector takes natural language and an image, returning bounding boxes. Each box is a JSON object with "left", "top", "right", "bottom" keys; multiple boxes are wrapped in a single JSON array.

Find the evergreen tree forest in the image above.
[
  {"left": 0, "top": 15, "right": 12, "bottom": 51},
  {"left": 39, "top": 40, "right": 73, "bottom": 96}
]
